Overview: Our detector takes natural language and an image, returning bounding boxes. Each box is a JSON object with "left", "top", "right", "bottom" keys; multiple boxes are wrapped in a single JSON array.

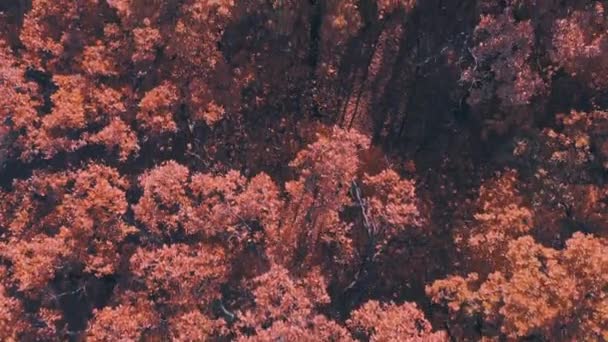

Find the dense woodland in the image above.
[{"left": 0, "top": 0, "right": 607, "bottom": 340}]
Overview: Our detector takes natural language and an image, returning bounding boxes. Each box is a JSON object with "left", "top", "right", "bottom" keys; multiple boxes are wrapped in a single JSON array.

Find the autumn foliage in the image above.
[{"left": 1, "top": 0, "right": 607, "bottom": 340}]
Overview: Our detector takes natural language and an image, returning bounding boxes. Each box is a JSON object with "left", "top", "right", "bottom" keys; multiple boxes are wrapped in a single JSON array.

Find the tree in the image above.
[
  {"left": 0, "top": 272, "right": 27, "bottom": 340},
  {"left": 169, "top": 310, "right": 225, "bottom": 341},
  {"left": 234, "top": 263, "right": 352, "bottom": 341},
  {"left": 427, "top": 233, "right": 608, "bottom": 340},
  {"left": 0, "top": 164, "right": 135, "bottom": 291},
  {"left": 453, "top": 169, "right": 533, "bottom": 271},
  {"left": 515, "top": 110, "right": 608, "bottom": 243},
  {"left": 462, "top": 8, "right": 546, "bottom": 137},
  {"left": 86, "top": 297, "right": 159, "bottom": 342},
  {"left": 132, "top": 160, "right": 191, "bottom": 237},
  {"left": 129, "top": 243, "right": 228, "bottom": 308},
  {"left": 348, "top": 300, "right": 446, "bottom": 341},
  {"left": 136, "top": 82, "right": 180, "bottom": 135},
  {"left": 280, "top": 127, "right": 370, "bottom": 268},
  {"left": 2, "top": 0, "right": 608, "bottom": 339},
  {"left": 550, "top": 2, "right": 608, "bottom": 90}
]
